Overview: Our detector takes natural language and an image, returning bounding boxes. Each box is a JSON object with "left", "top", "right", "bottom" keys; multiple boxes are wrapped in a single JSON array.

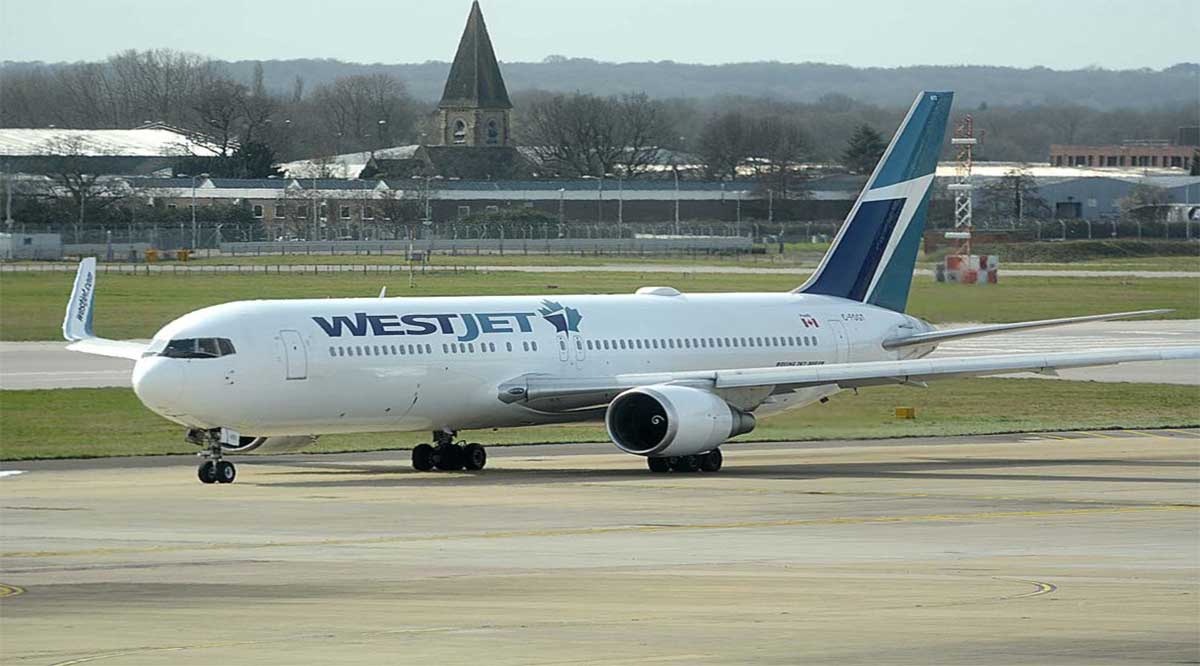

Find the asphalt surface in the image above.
[
  {"left": 3, "top": 321, "right": 1195, "bottom": 390},
  {"left": 2, "top": 430, "right": 1198, "bottom": 664}
]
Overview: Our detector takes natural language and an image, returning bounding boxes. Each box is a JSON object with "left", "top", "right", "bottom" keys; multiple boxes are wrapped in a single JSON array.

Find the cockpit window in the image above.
[{"left": 160, "top": 338, "right": 236, "bottom": 359}]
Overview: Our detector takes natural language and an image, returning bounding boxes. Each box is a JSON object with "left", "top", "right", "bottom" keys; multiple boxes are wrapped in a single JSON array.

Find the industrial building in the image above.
[{"left": 0, "top": 124, "right": 224, "bottom": 176}]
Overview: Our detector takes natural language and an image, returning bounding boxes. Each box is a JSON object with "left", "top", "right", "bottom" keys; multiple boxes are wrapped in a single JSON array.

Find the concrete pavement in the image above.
[{"left": 2, "top": 431, "right": 1197, "bottom": 664}]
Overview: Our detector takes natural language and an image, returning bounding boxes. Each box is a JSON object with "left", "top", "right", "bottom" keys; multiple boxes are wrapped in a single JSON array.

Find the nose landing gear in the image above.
[
  {"left": 189, "top": 428, "right": 238, "bottom": 484},
  {"left": 411, "top": 431, "right": 487, "bottom": 472}
]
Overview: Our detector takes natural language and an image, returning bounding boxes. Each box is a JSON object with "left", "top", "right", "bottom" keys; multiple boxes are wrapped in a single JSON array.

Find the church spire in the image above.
[{"left": 438, "top": 1, "right": 512, "bottom": 110}]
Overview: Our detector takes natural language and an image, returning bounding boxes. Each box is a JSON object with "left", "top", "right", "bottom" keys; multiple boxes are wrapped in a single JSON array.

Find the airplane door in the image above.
[
  {"left": 826, "top": 321, "right": 850, "bottom": 363},
  {"left": 280, "top": 329, "right": 308, "bottom": 380}
]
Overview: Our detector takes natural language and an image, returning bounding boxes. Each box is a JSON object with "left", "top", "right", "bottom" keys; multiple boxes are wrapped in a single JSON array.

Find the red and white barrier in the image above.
[{"left": 937, "top": 254, "right": 998, "bottom": 284}]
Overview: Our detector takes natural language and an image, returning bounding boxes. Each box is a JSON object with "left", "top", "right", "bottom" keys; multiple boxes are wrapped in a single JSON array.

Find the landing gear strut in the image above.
[
  {"left": 412, "top": 431, "right": 487, "bottom": 472},
  {"left": 191, "top": 428, "right": 237, "bottom": 484},
  {"left": 647, "top": 449, "right": 722, "bottom": 473}
]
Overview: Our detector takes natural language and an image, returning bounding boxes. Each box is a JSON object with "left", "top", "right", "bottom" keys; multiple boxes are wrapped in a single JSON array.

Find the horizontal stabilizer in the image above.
[{"left": 882, "top": 309, "right": 1173, "bottom": 350}]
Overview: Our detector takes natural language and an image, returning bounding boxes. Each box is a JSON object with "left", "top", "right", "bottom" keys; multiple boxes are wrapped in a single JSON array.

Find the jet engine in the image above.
[
  {"left": 605, "top": 385, "right": 755, "bottom": 457},
  {"left": 223, "top": 435, "right": 318, "bottom": 454}
]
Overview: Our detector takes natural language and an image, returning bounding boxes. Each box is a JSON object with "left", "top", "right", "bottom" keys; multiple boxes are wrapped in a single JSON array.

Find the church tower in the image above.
[{"left": 438, "top": 2, "right": 512, "bottom": 148}]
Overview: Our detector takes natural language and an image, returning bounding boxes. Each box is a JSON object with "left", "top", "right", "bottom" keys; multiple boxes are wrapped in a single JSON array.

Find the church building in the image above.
[{"left": 365, "top": 2, "right": 533, "bottom": 180}]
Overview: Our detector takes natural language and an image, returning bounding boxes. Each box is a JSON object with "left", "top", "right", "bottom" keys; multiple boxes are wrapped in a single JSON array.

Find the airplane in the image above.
[{"left": 61, "top": 91, "right": 1198, "bottom": 484}]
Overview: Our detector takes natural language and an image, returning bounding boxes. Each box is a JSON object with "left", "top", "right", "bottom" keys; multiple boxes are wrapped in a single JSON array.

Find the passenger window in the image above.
[
  {"left": 531, "top": 341, "right": 538, "bottom": 351},
  {"left": 523, "top": 341, "right": 529, "bottom": 351},
  {"left": 468, "top": 343, "right": 475, "bottom": 353},
  {"left": 506, "top": 342, "right": 513, "bottom": 352}
]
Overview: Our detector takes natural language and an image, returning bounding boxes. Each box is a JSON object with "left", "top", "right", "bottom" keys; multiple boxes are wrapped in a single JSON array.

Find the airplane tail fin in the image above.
[{"left": 797, "top": 91, "right": 953, "bottom": 312}]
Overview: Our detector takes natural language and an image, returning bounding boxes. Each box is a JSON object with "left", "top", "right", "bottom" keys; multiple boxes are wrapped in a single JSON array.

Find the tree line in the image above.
[{"left": 2, "top": 49, "right": 1196, "bottom": 194}]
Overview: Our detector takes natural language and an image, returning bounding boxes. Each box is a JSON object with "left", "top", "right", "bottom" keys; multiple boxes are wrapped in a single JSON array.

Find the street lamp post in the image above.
[
  {"left": 673, "top": 167, "right": 680, "bottom": 235},
  {"left": 183, "top": 172, "right": 209, "bottom": 249}
]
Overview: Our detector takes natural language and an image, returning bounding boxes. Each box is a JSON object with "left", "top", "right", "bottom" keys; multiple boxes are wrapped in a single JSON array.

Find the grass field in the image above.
[
  {"left": 2, "top": 269, "right": 1196, "bottom": 341},
  {"left": 2, "top": 378, "right": 1196, "bottom": 460}
]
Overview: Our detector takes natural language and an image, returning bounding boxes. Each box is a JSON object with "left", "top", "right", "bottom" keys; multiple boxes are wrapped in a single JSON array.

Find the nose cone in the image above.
[{"left": 132, "top": 357, "right": 184, "bottom": 417}]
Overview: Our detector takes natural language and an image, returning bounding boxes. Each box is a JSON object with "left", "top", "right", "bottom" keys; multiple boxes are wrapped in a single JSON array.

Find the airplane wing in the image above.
[
  {"left": 882, "top": 309, "right": 1172, "bottom": 350},
  {"left": 500, "top": 347, "right": 1200, "bottom": 407},
  {"left": 62, "top": 258, "right": 148, "bottom": 361}
]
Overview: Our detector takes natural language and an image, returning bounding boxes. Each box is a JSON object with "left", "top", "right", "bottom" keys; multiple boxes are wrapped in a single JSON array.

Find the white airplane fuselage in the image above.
[{"left": 132, "top": 290, "right": 931, "bottom": 437}]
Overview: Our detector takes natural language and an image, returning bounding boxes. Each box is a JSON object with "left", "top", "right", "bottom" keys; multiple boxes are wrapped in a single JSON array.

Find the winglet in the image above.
[{"left": 62, "top": 257, "right": 97, "bottom": 342}]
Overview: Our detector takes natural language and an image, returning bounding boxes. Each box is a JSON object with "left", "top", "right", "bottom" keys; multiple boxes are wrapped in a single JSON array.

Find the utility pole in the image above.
[{"left": 673, "top": 167, "right": 681, "bottom": 235}]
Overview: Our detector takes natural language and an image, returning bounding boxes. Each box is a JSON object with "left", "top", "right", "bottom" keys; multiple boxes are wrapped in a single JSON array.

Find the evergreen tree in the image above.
[{"left": 841, "top": 124, "right": 887, "bottom": 175}]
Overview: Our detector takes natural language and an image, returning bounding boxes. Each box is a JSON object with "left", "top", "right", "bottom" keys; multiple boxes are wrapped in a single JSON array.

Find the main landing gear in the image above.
[
  {"left": 411, "top": 431, "right": 487, "bottom": 472},
  {"left": 190, "top": 428, "right": 237, "bottom": 484},
  {"left": 647, "top": 449, "right": 722, "bottom": 473}
]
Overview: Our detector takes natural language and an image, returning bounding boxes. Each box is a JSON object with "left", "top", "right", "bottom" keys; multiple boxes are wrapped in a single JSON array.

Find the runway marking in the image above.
[
  {"left": 0, "top": 471, "right": 25, "bottom": 479},
  {"left": 999, "top": 578, "right": 1058, "bottom": 599},
  {"left": 1164, "top": 429, "right": 1200, "bottom": 438},
  {"left": 0, "top": 582, "right": 25, "bottom": 598},
  {"left": 3, "top": 504, "right": 1194, "bottom": 560},
  {"left": 1075, "top": 431, "right": 1117, "bottom": 439}
]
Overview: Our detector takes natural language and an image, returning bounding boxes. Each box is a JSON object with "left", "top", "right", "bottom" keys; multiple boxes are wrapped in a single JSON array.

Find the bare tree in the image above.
[
  {"left": 191, "top": 78, "right": 248, "bottom": 157},
  {"left": 312, "top": 74, "right": 416, "bottom": 154},
  {"left": 698, "top": 111, "right": 753, "bottom": 180},
  {"left": 36, "top": 136, "right": 130, "bottom": 229},
  {"left": 979, "top": 168, "right": 1050, "bottom": 221},
  {"left": 1119, "top": 183, "right": 1171, "bottom": 222},
  {"left": 746, "top": 115, "right": 812, "bottom": 197},
  {"left": 522, "top": 92, "right": 670, "bottom": 177}
]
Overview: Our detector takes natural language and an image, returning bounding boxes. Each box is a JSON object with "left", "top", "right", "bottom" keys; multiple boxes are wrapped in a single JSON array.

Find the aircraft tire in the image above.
[
  {"left": 197, "top": 461, "right": 218, "bottom": 484},
  {"left": 700, "top": 449, "right": 723, "bottom": 472},
  {"left": 463, "top": 443, "right": 487, "bottom": 471},
  {"left": 412, "top": 444, "right": 435, "bottom": 471},
  {"left": 674, "top": 455, "right": 702, "bottom": 473},
  {"left": 216, "top": 461, "right": 237, "bottom": 484},
  {"left": 433, "top": 443, "right": 461, "bottom": 471},
  {"left": 647, "top": 457, "right": 671, "bottom": 473}
]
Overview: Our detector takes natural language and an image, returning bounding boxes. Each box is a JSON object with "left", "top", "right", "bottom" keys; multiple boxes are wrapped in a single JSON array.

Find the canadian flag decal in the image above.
[{"left": 801, "top": 317, "right": 820, "bottom": 328}]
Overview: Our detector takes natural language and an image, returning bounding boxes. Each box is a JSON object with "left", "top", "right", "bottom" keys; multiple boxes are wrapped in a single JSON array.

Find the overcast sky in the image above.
[{"left": 1, "top": 0, "right": 1195, "bottom": 69}]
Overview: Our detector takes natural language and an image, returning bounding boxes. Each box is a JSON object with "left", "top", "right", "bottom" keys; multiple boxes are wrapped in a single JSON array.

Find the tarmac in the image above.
[
  {"left": 3, "top": 320, "right": 1195, "bottom": 390},
  {"left": 1, "top": 431, "right": 1198, "bottom": 665}
]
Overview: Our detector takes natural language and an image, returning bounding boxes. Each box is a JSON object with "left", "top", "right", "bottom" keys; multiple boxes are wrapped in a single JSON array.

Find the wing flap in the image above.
[
  {"left": 882, "top": 309, "right": 1172, "bottom": 350},
  {"left": 712, "top": 348, "right": 1198, "bottom": 391},
  {"left": 504, "top": 347, "right": 1200, "bottom": 405}
]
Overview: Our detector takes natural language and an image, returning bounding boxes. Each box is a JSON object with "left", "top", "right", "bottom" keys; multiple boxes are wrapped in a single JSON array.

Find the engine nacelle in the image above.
[
  {"left": 223, "top": 435, "right": 318, "bottom": 454},
  {"left": 605, "top": 385, "right": 755, "bottom": 457}
]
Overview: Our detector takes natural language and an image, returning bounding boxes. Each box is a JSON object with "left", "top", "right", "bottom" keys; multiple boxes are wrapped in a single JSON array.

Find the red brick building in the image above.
[{"left": 1050, "top": 141, "right": 1195, "bottom": 170}]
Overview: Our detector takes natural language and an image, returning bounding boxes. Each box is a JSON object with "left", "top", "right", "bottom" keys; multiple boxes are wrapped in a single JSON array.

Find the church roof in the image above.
[{"left": 438, "top": 2, "right": 512, "bottom": 110}]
